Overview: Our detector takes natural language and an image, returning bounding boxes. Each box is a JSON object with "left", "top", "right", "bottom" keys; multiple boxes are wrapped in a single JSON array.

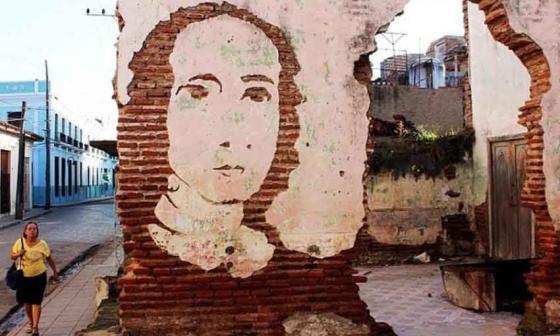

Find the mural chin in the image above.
[{"left": 169, "top": 164, "right": 266, "bottom": 204}]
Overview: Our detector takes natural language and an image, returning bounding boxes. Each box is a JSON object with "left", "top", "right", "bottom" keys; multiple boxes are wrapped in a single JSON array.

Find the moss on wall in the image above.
[{"left": 369, "top": 129, "right": 475, "bottom": 180}]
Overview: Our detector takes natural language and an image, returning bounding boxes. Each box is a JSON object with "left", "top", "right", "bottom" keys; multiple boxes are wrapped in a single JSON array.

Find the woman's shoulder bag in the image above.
[{"left": 5, "top": 238, "right": 25, "bottom": 290}]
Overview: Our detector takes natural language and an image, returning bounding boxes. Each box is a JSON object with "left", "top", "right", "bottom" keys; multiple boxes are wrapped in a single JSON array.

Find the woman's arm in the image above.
[
  {"left": 46, "top": 256, "right": 59, "bottom": 281},
  {"left": 10, "top": 249, "right": 24, "bottom": 261}
]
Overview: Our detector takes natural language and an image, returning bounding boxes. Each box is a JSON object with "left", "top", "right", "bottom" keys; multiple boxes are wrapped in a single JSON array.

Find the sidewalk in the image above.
[
  {"left": 0, "top": 209, "right": 51, "bottom": 231},
  {"left": 6, "top": 241, "right": 121, "bottom": 336},
  {"left": 358, "top": 264, "right": 521, "bottom": 336}
]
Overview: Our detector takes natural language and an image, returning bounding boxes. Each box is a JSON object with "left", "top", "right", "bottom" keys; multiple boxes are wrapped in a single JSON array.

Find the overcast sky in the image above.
[
  {"left": 370, "top": 0, "right": 465, "bottom": 78},
  {"left": 0, "top": 0, "right": 118, "bottom": 139},
  {"left": 0, "top": 0, "right": 463, "bottom": 140}
]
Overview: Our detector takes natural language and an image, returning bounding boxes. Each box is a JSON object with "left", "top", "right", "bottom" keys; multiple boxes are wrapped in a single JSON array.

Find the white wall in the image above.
[
  {"left": 0, "top": 131, "right": 34, "bottom": 215},
  {"left": 468, "top": 2, "right": 530, "bottom": 204}
]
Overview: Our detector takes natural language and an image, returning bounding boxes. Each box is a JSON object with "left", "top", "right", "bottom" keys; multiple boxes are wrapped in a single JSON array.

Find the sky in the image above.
[
  {"left": 0, "top": 0, "right": 463, "bottom": 140},
  {"left": 370, "top": 0, "right": 465, "bottom": 78},
  {"left": 0, "top": 0, "right": 118, "bottom": 139}
]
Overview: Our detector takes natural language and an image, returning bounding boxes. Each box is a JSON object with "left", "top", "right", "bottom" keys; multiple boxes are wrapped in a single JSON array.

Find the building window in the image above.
[
  {"left": 54, "top": 114, "right": 59, "bottom": 141},
  {"left": 69, "top": 122, "right": 72, "bottom": 138},
  {"left": 74, "top": 161, "right": 78, "bottom": 194},
  {"left": 54, "top": 157, "right": 59, "bottom": 197},
  {"left": 68, "top": 160, "right": 72, "bottom": 196},
  {"left": 80, "top": 162, "right": 83, "bottom": 187},
  {"left": 61, "top": 158, "right": 66, "bottom": 196},
  {"left": 87, "top": 166, "right": 90, "bottom": 186}
]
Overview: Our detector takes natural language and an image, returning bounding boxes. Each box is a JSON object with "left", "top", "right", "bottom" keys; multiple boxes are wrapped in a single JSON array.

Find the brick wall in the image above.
[
  {"left": 469, "top": 0, "right": 559, "bottom": 329},
  {"left": 462, "top": 0, "right": 473, "bottom": 129},
  {"left": 116, "top": 4, "right": 392, "bottom": 335}
]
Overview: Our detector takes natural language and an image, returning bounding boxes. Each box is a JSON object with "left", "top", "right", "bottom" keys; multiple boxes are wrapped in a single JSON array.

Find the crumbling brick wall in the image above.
[
  {"left": 469, "top": 0, "right": 560, "bottom": 331},
  {"left": 115, "top": 1, "right": 411, "bottom": 335}
]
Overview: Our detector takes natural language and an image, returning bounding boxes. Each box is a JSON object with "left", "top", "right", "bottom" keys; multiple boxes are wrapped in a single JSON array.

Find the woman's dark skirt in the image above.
[{"left": 16, "top": 272, "right": 47, "bottom": 305}]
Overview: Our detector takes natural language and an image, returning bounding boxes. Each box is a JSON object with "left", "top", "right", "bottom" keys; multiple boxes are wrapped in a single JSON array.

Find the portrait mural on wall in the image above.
[
  {"left": 120, "top": 1, "right": 406, "bottom": 278},
  {"left": 133, "top": 4, "right": 303, "bottom": 277}
]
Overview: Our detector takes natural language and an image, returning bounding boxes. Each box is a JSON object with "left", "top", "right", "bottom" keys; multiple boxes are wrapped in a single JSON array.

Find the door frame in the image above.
[
  {"left": 0, "top": 149, "right": 11, "bottom": 215},
  {"left": 487, "top": 133, "right": 535, "bottom": 259}
]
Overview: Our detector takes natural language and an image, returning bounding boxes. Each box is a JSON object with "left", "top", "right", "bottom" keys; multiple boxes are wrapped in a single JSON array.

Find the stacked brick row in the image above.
[
  {"left": 462, "top": 0, "right": 473, "bottom": 129},
  {"left": 470, "top": 0, "right": 559, "bottom": 322},
  {"left": 116, "top": 3, "right": 389, "bottom": 335}
]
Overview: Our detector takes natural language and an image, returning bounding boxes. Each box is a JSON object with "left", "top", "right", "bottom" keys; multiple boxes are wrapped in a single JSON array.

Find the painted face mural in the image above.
[
  {"left": 146, "top": 8, "right": 301, "bottom": 278},
  {"left": 168, "top": 15, "right": 280, "bottom": 204},
  {"left": 122, "top": 1, "right": 374, "bottom": 279}
]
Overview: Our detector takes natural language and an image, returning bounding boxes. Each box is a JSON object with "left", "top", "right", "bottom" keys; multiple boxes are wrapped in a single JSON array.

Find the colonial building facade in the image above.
[
  {"left": 0, "top": 120, "right": 42, "bottom": 216},
  {"left": 0, "top": 80, "right": 117, "bottom": 207}
]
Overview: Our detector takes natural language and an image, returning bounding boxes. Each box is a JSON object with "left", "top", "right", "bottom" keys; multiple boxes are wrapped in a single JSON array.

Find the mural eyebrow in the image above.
[
  {"left": 241, "top": 75, "right": 274, "bottom": 85},
  {"left": 188, "top": 73, "right": 223, "bottom": 92}
]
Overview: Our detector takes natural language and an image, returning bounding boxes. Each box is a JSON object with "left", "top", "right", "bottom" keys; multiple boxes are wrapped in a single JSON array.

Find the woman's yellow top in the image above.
[{"left": 11, "top": 239, "right": 50, "bottom": 277}]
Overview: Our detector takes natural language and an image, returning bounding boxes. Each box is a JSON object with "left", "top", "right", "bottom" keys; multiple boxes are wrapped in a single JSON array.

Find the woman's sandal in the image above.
[{"left": 24, "top": 323, "right": 32, "bottom": 334}]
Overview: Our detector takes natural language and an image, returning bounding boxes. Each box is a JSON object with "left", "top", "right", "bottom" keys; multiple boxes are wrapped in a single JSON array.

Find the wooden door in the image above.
[
  {"left": 491, "top": 139, "right": 532, "bottom": 259},
  {"left": 1, "top": 150, "right": 10, "bottom": 214}
]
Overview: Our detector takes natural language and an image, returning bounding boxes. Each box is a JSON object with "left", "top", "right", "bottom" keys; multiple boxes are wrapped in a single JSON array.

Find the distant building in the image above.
[
  {"left": 0, "top": 80, "right": 117, "bottom": 207},
  {"left": 408, "top": 56, "right": 446, "bottom": 89},
  {"left": 379, "top": 53, "right": 424, "bottom": 85},
  {"left": 426, "top": 35, "right": 467, "bottom": 87},
  {"left": 0, "top": 120, "right": 42, "bottom": 216}
]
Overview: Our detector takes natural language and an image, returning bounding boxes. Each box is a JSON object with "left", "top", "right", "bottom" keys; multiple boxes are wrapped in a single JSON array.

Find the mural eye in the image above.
[
  {"left": 177, "top": 84, "right": 209, "bottom": 100},
  {"left": 241, "top": 87, "right": 271, "bottom": 103}
]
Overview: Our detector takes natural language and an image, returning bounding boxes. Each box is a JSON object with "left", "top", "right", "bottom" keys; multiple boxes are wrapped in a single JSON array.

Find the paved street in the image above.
[
  {"left": 359, "top": 264, "right": 521, "bottom": 336},
  {"left": 0, "top": 200, "right": 118, "bottom": 324},
  {"left": 6, "top": 240, "right": 121, "bottom": 336}
]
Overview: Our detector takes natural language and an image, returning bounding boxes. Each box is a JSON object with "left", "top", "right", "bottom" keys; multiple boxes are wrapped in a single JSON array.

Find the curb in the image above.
[
  {"left": 0, "top": 210, "right": 52, "bottom": 231},
  {"left": 51, "top": 197, "right": 114, "bottom": 208}
]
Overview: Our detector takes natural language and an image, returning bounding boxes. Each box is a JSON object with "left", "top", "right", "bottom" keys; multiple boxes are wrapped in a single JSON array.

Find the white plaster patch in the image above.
[{"left": 151, "top": 175, "right": 275, "bottom": 277}]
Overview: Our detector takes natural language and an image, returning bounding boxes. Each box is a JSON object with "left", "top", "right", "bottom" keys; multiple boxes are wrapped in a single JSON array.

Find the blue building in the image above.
[{"left": 0, "top": 80, "right": 117, "bottom": 207}]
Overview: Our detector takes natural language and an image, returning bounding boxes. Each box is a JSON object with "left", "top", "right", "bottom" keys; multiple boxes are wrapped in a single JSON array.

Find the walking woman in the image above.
[{"left": 10, "top": 222, "right": 58, "bottom": 336}]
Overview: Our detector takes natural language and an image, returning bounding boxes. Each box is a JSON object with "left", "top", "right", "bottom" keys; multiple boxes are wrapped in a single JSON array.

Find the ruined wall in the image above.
[
  {"left": 468, "top": 0, "right": 559, "bottom": 331},
  {"left": 369, "top": 86, "right": 464, "bottom": 134},
  {"left": 500, "top": 0, "right": 560, "bottom": 229},
  {"left": 366, "top": 165, "right": 471, "bottom": 247},
  {"left": 115, "top": 0, "right": 411, "bottom": 334}
]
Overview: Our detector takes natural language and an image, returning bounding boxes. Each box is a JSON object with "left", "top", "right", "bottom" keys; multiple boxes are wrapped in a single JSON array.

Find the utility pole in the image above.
[
  {"left": 45, "top": 60, "right": 51, "bottom": 209},
  {"left": 15, "top": 101, "right": 26, "bottom": 220}
]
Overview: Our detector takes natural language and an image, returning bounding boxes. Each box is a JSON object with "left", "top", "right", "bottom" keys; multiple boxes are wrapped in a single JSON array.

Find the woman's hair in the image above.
[
  {"left": 22, "top": 221, "right": 39, "bottom": 239},
  {"left": 127, "top": 3, "right": 302, "bottom": 241}
]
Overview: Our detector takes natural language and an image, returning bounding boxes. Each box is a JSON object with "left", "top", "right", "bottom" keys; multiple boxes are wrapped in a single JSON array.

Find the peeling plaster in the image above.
[{"left": 366, "top": 166, "right": 472, "bottom": 246}]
